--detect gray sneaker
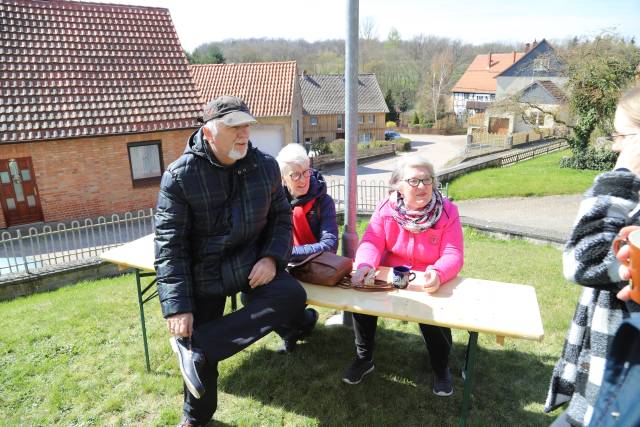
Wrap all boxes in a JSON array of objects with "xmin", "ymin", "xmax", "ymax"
[
  {"xmin": 170, "ymin": 337, "xmax": 206, "ymax": 399},
  {"xmin": 342, "ymin": 358, "xmax": 374, "ymax": 385},
  {"xmin": 432, "ymin": 368, "xmax": 454, "ymax": 397}
]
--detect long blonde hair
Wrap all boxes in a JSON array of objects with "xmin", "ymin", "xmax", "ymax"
[{"xmin": 618, "ymin": 86, "xmax": 640, "ymax": 128}]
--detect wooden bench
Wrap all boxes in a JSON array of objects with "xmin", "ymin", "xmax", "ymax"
[{"xmin": 101, "ymin": 234, "xmax": 544, "ymax": 427}]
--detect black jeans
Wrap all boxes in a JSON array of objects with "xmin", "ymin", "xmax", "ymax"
[
  {"xmin": 352, "ymin": 312, "xmax": 452, "ymax": 376},
  {"xmin": 183, "ymin": 270, "xmax": 307, "ymax": 425},
  {"xmin": 239, "ymin": 295, "xmax": 310, "ymax": 341}
]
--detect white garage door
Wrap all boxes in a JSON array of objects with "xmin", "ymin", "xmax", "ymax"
[{"xmin": 250, "ymin": 125, "xmax": 284, "ymax": 157}]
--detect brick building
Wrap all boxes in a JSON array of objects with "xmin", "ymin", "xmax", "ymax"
[{"xmin": 0, "ymin": 0, "xmax": 202, "ymax": 228}]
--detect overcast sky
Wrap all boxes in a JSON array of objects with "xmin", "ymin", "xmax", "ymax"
[{"xmin": 93, "ymin": 0, "xmax": 640, "ymax": 52}]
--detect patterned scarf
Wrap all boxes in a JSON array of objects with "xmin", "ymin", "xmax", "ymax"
[{"xmin": 392, "ymin": 189, "xmax": 443, "ymax": 233}]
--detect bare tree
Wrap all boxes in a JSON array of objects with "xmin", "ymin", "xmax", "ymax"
[
  {"xmin": 360, "ymin": 16, "xmax": 377, "ymax": 41},
  {"xmin": 430, "ymin": 49, "xmax": 454, "ymax": 123}
]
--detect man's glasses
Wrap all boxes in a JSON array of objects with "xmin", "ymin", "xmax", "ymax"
[
  {"xmin": 405, "ymin": 177, "xmax": 433, "ymax": 187},
  {"xmin": 289, "ymin": 169, "xmax": 312, "ymax": 181}
]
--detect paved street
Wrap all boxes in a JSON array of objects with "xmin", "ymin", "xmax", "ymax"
[
  {"xmin": 316, "ymin": 133, "xmax": 582, "ymax": 243},
  {"xmin": 319, "ymin": 133, "xmax": 467, "ymax": 184},
  {"xmin": 455, "ymin": 194, "xmax": 582, "ymax": 242}
]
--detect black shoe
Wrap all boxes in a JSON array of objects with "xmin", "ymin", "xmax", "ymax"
[
  {"xmin": 170, "ymin": 337, "xmax": 206, "ymax": 399},
  {"xmin": 342, "ymin": 358, "xmax": 374, "ymax": 385},
  {"xmin": 432, "ymin": 368, "xmax": 454, "ymax": 397},
  {"xmin": 276, "ymin": 308, "xmax": 319, "ymax": 354},
  {"xmin": 301, "ymin": 308, "xmax": 319, "ymax": 337}
]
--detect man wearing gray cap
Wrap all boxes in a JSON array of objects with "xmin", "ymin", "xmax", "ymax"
[{"xmin": 154, "ymin": 95, "xmax": 307, "ymax": 427}]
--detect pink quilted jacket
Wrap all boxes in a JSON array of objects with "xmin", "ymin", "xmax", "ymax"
[{"xmin": 354, "ymin": 194, "xmax": 464, "ymax": 284}]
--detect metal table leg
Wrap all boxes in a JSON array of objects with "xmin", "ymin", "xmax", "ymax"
[
  {"xmin": 459, "ymin": 331, "xmax": 479, "ymax": 427},
  {"xmin": 134, "ymin": 269, "xmax": 157, "ymax": 372}
]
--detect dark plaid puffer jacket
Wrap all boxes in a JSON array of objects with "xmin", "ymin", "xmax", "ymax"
[{"xmin": 154, "ymin": 128, "xmax": 292, "ymax": 318}]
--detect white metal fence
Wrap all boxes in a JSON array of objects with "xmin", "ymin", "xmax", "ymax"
[
  {"xmin": 0, "ymin": 138, "xmax": 558, "ymax": 278},
  {"xmin": 326, "ymin": 180, "xmax": 449, "ymax": 214},
  {"xmin": 0, "ymin": 209, "xmax": 154, "ymax": 277}
]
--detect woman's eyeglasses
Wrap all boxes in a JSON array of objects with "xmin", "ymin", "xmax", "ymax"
[
  {"xmin": 601, "ymin": 133, "xmax": 640, "ymax": 143},
  {"xmin": 405, "ymin": 177, "xmax": 433, "ymax": 187},
  {"xmin": 289, "ymin": 169, "xmax": 312, "ymax": 181}
]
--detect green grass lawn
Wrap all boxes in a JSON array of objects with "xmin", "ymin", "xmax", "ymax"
[
  {"xmin": 0, "ymin": 228, "xmax": 579, "ymax": 426},
  {"xmin": 448, "ymin": 150, "xmax": 600, "ymax": 200}
]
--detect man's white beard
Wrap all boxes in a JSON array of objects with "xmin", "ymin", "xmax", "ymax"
[{"xmin": 228, "ymin": 145, "xmax": 247, "ymax": 160}]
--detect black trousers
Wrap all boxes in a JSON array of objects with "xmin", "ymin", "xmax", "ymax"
[
  {"xmin": 183, "ymin": 270, "xmax": 307, "ymax": 424},
  {"xmin": 352, "ymin": 312, "xmax": 452, "ymax": 376},
  {"xmin": 239, "ymin": 294, "xmax": 310, "ymax": 341}
]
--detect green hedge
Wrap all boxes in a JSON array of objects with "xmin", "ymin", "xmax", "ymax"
[{"xmin": 559, "ymin": 148, "xmax": 617, "ymax": 171}]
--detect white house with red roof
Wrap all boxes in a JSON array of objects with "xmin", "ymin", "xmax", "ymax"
[{"xmin": 451, "ymin": 51, "xmax": 525, "ymax": 116}]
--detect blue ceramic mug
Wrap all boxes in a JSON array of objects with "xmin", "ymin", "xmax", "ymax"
[{"xmin": 392, "ymin": 266, "xmax": 416, "ymax": 289}]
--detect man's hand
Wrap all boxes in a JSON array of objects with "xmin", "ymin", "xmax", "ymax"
[
  {"xmin": 166, "ymin": 312, "xmax": 193, "ymax": 337},
  {"xmin": 248, "ymin": 257, "xmax": 276, "ymax": 288},
  {"xmin": 423, "ymin": 270, "xmax": 441, "ymax": 294}
]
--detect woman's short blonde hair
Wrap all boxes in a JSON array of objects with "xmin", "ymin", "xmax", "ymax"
[
  {"xmin": 389, "ymin": 156, "xmax": 437, "ymax": 191},
  {"xmin": 618, "ymin": 85, "xmax": 640, "ymax": 128},
  {"xmin": 275, "ymin": 143, "xmax": 311, "ymax": 176}
]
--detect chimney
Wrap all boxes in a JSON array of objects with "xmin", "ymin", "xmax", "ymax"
[
  {"xmin": 525, "ymin": 43, "xmax": 530, "ymax": 52},
  {"xmin": 533, "ymin": 39, "xmax": 538, "ymax": 48},
  {"xmin": 512, "ymin": 51, "xmax": 516, "ymax": 63},
  {"xmin": 487, "ymin": 52, "xmax": 492, "ymax": 69}
]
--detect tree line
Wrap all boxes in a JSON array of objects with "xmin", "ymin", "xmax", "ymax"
[
  {"xmin": 185, "ymin": 31, "xmax": 640, "ymax": 170},
  {"xmin": 184, "ymin": 28, "xmax": 522, "ymax": 123}
]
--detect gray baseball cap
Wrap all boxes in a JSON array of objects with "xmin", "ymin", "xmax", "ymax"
[{"xmin": 200, "ymin": 95, "xmax": 257, "ymax": 127}]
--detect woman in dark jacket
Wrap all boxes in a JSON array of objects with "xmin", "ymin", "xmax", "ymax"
[{"xmin": 273, "ymin": 143, "xmax": 339, "ymax": 352}]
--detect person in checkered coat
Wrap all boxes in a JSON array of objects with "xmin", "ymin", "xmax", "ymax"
[{"xmin": 545, "ymin": 86, "xmax": 640, "ymax": 426}]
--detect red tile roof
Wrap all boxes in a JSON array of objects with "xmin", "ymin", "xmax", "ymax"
[
  {"xmin": 0, "ymin": 0, "xmax": 202, "ymax": 143},
  {"xmin": 452, "ymin": 52, "xmax": 525, "ymax": 94},
  {"xmin": 189, "ymin": 62, "xmax": 298, "ymax": 117}
]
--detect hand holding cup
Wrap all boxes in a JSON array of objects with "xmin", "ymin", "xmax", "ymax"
[{"xmin": 612, "ymin": 226, "xmax": 640, "ymax": 304}]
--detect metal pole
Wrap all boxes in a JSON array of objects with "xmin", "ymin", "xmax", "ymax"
[
  {"xmin": 460, "ymin": 331, "xmax": 479, "ymax": 427},
  {"xmin": 327, "ymin": 0, "xmax": 359, "ymax": 328},
  {"xmin": 135, "ymin": 269, "xmax": 151, "ymax": 372}
]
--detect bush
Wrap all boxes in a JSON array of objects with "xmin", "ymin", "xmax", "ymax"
[
  {"xmin": 386, "ymin": 121, "xmax": 397, "ymax": 128},
  {"xmin": 559, "ymin": 148, "xmax": 617, "ymax": 171},
  {"xmin": 328, "ymin": 139, "xmax": 345, "ymax": 156},
  {"xmin": 395, "ymin": 137, "xmax": 411, "ymax": 152},
  {"xmin": 369, "ymin": 138, "xmax": 411, "ymax": 152},
  {"xmin": 357, "ymin": 143, "xmax": 370, "ymax": 151},
  {"xmin": 411, "ymin": 111, "xmax": 421, "ymax": 126},
  {"xmin": 421, "ymin": 119, "xmax": 434, "ymax": 128},
  {"xmin": 310, "ymin": 138, "xmax": 330, "ymax": 155},
  {"xmin": 369, "ymin": 140, "xmax": 392, "ymax": 149}
]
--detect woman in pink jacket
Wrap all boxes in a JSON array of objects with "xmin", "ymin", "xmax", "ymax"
[{"xmin": 342, "ymin": 156, "xmax": 464, "ymax": 397}]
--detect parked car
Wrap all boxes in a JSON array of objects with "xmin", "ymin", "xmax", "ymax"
[{"xmin": 384, "ymin": 130, "xmax": 402, "ymax": 141}]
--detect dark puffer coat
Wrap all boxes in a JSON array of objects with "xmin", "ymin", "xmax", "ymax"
[{"xmin": 154, "ymin": 128, "xmax": 292, "ymax": 318}]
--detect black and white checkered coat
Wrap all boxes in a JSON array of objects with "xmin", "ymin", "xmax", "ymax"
[{"xmin": 544, "ymin": 170, "xmax": 640, "ymax": 426}]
